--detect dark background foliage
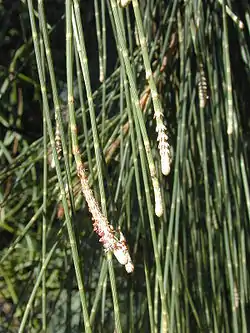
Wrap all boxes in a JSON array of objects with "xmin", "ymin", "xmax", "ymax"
[{"xmin": 1, "ymin": 1, "xmax": 250, "ymax": 332}]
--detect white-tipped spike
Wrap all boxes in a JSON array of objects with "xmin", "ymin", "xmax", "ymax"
[
  {"xmin": 161, "ymin": 153, "xmax": 171, "ymax": 176},
  {"xmin": 155, "ymin": 202, "xmax": 163, "ymax": 217},
  {"xmin": 99, "ymin": 71, "xmax": 104, "ymax": 83},
  {"xmin": 125, "ymin": 260, "xmax": 134, "ymax": 273},
  {"xmin": 113, "ymin": 248, "xmax": 134, "ymax": 273},
  {"xmin": 113, "ymin": 248, "xmax": 127, "ymax": 265},
  {"xmin": 118, "ymin": 0, "xmax": 131, "ymax": 7},
  {"xmin": 50, "ymin": 156, "xmax": 55, "ymax": 169},
  {"xmin": 157, "ymin": 124, "xmax": 172, "ymax": 176},
  {"xmin": 154, "ymin": 189, "xmax": 163, "ymax": 217},
  {"xmin": 234, "ymin": 283, "xmax": 240, "ymax": 309},
  {"xmin": 227, "ymin": 124, "xmax": 233, "ymax": 135},
  {"xmin": 198, "ymin": 63, "xmax": 208, "ymax": 109},
  {"xmin": 112, "ymin": 230, "xmax": 134, "ymax": 273},
  {"xmin": 239, "ymin": 21, "xmax": 244, "ymax": 30},
  {"xmin": 55, "ymin": 121, "xmax": 62, "ymax": 159}
]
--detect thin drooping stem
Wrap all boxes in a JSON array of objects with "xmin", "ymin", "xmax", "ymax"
[
  {"xmin": 27, "ymin": 1, "xmax": 91, "ymax": 331},
  {"xmin": 18, "ymin": 242, "xmax": 58, "ymax": 333},
  {"xmin": 112, "ymin": 13, "xmax": 168, "ymax": 329},
  {"xmin": 131, "ymin": 0, "xmax": 171, "ymax": 176},
  {"xmin": 38, "ymin": 0, "xmax": 75, "ymax": 214},
  {"xmin": 40, "ymin": 20, "xmax": 47, "ymax": 332},
  {"xmin": 221, "ymin": 0, "xmax": 234, "ymax": 135},
  {"xmin": 110, "ymin": 0, "xmax": 163, "ymax": 217}
]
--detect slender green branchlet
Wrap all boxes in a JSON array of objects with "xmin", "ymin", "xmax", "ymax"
[{"xmin": 131, "ymin": 0, "xmax": 172, "ymax": 176}]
